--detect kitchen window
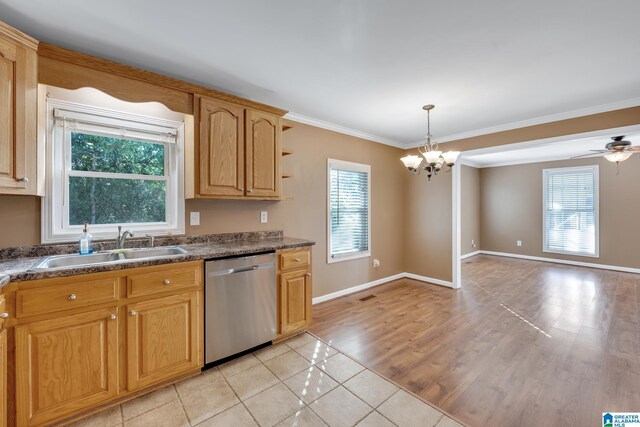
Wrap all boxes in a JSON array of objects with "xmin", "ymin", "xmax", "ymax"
[
  {"xmin": 43, "ymin": 99, "xmax": 185, "ymax": 242},
  {"xmin": 327, "ymin": 159, "xmax": 371, "ymax": 263},
  {"xmin": 543, "ymin": 165, "xmax": 599, "ymax": 257}
]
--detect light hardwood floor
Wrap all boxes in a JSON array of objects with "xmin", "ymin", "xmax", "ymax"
[{"xmin": 310, "ymin": 255, "xmax": 640, "ymax": 427}]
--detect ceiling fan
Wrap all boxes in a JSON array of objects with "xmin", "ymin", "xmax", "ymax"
[{"xmin": 572, "ymin": 135, "xmax": 640, "ymax": 163}]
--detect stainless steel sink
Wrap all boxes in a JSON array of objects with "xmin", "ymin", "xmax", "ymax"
[
  {"xmin": 31, "ymin": 247, "xmax": 187, "ymax": 270},
  {"xmin": 122, "ymin": 247, "xmax": 187, "ymax": 260}
]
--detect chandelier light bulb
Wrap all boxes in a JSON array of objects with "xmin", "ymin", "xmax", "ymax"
[
  {"xmin": 442, "ymin": 151, "xmax": 461, "ymax": 165},
  {"xmin": 400, "ymin": 155, "xmax": 423, "ymax": 170},
  {"xmin": 422, "ymin": 150, "xmax": 442, "ymax": 165}
]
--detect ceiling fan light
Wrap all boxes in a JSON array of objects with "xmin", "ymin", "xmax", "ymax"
[
  {"xmin": 400, "ymin": 155, "xmax": 423, "ymax": 169},
  {"xmin": 422, "ymin": 150, "xmax": 442, "ymax": 165},
  {"xmin": 442, "ymin": 151, "xmax": 461, "ymax": 165},
  {"xmin": 604, "ymin": 151, "xmax": 633, "ymax": 163}
]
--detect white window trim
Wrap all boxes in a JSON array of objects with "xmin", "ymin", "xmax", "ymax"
[
  {"xmin": 327, "ymin": 158, "xmax": 371, "ymax": 264},
  {"xmin": 542, "ymin": 164, "xmax": 599, "ymax": 258},
  {"xmin": 42, "ymin": 99, "xmax": 185, "ymax": 243}
]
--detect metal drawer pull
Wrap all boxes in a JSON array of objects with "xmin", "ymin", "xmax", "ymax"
[
  {"xmin": 163, "ymin": 279, "xmax": 171, "ymax": 285},
  {"xmin": 294, "ymin": 258, "xmax": 301, "ymax": 262},
  {"xmin": 67, "ymin": 294, "xmax": 77, "ymax": 301},
  {"xmin": 0, "ymin": 312, "xmax": 8, "ymax": 319},
  {"xmin": 306, "ymin": 272, "xmax": 312, "ymax": 276},
  {"xmin": 109, "ymin": 314, "xmax": 117, "ymax": 320},
  {"xmin": 17, "ymin": 177, "xmax": 29, "ymax": 183},
  {"xmin": 129, "ymin": 310, "xmax": 137, "ymax": 317}
]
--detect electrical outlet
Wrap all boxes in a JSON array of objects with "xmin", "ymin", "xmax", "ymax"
[
  {"xmin": 471, "ymin": 239, "xmax": 476, "ymax": 248},
  {"xmin": 516, "ymin": 240, "xmax": 522, "ymax": 247},
  {"xmin": 260, "ymin": 211, "xmax": 268, "ymax": 224},
  {"xmin": 190, "ymin": 212, "xmax": 200, "ymax": 226},
  {"xmin": 373, "ymin": 259, "xmax": 380, "ymax": 268}
]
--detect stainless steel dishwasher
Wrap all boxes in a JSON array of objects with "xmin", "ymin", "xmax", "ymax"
[{"xmin": 205, "ymin": 252, "xmax": 276, "ymax": 365}]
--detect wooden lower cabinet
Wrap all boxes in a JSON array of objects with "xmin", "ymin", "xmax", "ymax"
[
  {"xmin": 126, "ymin": 291, "xmax": 200, "ymax": 391},
  {"xmin": 277, "ymin": 248, "xmax": 313, "ymax": 339},
  {"xmin": 280, "ymin": 270, "xmax": 312, "ymax": 335},
  {"xmin": 0, "ymin": 329, "xmax": 6, "ymax": 427},
  {"xmin": 15, "ymin": 307, "xmax": 118, "ymax": 426}
]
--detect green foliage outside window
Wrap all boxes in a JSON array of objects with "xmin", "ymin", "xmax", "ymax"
[{"xmin": 68, "ymin": 132, "xmax": 167, "ymax": 225}]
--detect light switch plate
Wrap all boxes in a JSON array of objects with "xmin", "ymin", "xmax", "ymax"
[
  {"xmin": 190, "ymin": 212, "xmax": 200, "ymax": 226},
  {"xmin": 260, "ymin": 211, "xmax": 268, "ymax": 223},
  {"xmin": 516, "ymin": 240, "xmax": 522, "ymax": 247}
]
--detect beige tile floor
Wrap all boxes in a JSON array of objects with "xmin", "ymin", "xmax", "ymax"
[{"xmin": 70, "ymin": 333, "xmax": 463, "ymax": 427}]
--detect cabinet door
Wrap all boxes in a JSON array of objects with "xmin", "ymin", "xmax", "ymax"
[
  {"xmin": 198, "ymin": 97, "xmax": 245, "ymax": 196},
  {"xmin": 0, "ymin": 33, "xmax": 37, "ymax": 194},
  {"xmin": 246, "ymin": 109, "xmax": 281, "ymax": 198},
  {"xmin": 280, "ymin": 270, "xmax": 312, "ymax": 335},
  {"xmin": 0, "ymin": 329, "xmax": 6, "ymax": 427},
  {"xmin": 127, "ymin": 291, "xmax": 200, "ymax": 391},
  {"xmin": 15, "ymin": 308, "xmax": 119, "ymax": 426}
]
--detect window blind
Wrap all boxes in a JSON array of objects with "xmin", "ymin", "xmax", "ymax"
[
  {"xmin": 543, "ymin": 166, "xmax": 598, "ymax": 256},
  {"xmin": 329, "ymin": 163, "xmax": 370, "ymax": 259}
]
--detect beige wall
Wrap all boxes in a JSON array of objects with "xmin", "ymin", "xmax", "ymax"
[
  {"xmin": 480, "ymin": 156, "xmax": 640, "ymax": 268},
  {"xmin": 402, "ymin": 164, "xmax": 453, "ymax": 282},
  {"xmin": 0, "ymin": 122, "xmax": 406, "ymax": 298},
  {"xmin": 461, "ymin": 165, "xmax": 480, "ymax": 256}
]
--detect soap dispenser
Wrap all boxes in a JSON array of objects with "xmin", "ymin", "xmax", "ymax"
[{"xmin": 79, "ymin": 223, "xmax": 93, "ymax": 255}]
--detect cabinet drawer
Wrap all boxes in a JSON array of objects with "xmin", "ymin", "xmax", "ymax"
[
  {"xmin": 16, "ymin": 278, "xmax": 119, "ymax": 318},
  {"xmin": 127, "ymin": 264, "xmax": 200, "ymax": 298},
  {"xmin": 279, "ymin": 250, "xmax": 310, "ymax": 271}
]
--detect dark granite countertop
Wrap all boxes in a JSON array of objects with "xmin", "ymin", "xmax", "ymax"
[{"xmin": 0, "ymin": 231, "xmax": 314, "ymax": 286}]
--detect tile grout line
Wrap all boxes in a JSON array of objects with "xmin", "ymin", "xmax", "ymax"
[{"xmin": 219, "ymin": 359, "xmax": 268, "ymax": 427}]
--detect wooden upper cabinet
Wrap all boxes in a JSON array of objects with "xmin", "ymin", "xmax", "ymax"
[
  {"xmin": 198, "ymin": 96, "xmax": 245, "ymax": 196},
  {"xmin": 0, "ymin": 21, "xmax": 38, "ymax": 195},
  {"xmin": 246, "ymin": 109, "xmax": 281, "ymax": 198},
  {"xmin": 15, "ymin": 307, "xmax": 119, "ymax": 426},
  {"xmin": 195, "ymin": 94, "xmax": 283, "ymax": 199},
  {"xmin": 126, "ymin": 291, "xmax": 200, "ymax": 391}
]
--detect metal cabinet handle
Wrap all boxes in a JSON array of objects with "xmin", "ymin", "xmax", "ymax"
[
  {"xmin": 129, "ymin": 310, "xmax": 137, "ymax": 317},
  {"xmin": 17, "ymin": 177, "xmax": 29, "ymax": 183},
  {"xmin": 247, "ymin": 189, "xmax": 253, "ymax": 193},
  {"xmin": 163, "ymin": 279, "xmax": 171, "ymax": 285},
  {"xmin": 239, "ymin": 188, "xmax": 244, "ymax": 192},
  {"xmin": 306, "ymin": 272, "xmax": 312, "ymax": 276},
  {"xmin": 67, "ymin": 294, "xmax": 77, "ymax": 301},
  {"xmin": 109, "ymin": 314, "xmax": 117, "ymax": 320},
  {"xmin": 0, "ymin": 312, "xmax": 8, "ymax": 319}
]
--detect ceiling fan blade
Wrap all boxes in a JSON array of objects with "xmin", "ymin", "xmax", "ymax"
[
  {"xmin": 570, "ymin": 152, "xmax": 605, "ymax": 159},
  {"xmin": 627, "ymin": 146, "xmax": 640, "ymax": 152},
  {"xmin": 588, "ymin": 150, "xmax": 608, "ymax": 153}
]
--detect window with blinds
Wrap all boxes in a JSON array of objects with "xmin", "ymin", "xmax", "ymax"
[
  {"xmin": 328, "ymin": 159, "xmax": 371, "ymax": 263},
  {"xmin": 543, "ymin": 165, "xmax": 599, "ymax": 257}
]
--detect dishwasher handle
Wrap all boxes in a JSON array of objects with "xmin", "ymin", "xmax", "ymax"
[{"xmin": 207, "ymin": 261, "xmax": 274, "ymax": 278}]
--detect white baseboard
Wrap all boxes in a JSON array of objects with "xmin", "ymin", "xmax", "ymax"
[
  {"xmin": 402, "ymin": 273, "xmax": 455, "ymax": 289},
  {"xmin": 480, "ymin": 250, "xmax": 640, "ymax": 274},
  {"xmin": 460, "ymin": 250, "xmax": 481, "ymax": 260},
  {"xmin": 312, "ymin": 272, "xmax": 455, "ymax": 305}
]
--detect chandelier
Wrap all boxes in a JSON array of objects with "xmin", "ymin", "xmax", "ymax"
[{"xmin": 400, "ymin": 105, "xmax": 460, "ymax": 180}]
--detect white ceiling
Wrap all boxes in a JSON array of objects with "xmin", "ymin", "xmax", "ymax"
[
  {"xmin": 1, "ymin": 0, "xmax": 639, "ymax": 147},
  {"xmin": 461, "ymin": 128, "xmax": 640, "ymax": 167}
]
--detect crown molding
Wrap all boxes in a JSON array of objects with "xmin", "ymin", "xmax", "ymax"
[
  {"xmin": 408, "ymin": 97, "xmax": 640, "ymax": 148},
  {"xmin": 283, "ymin": 112, "xmax": 405, "ymax": 148}
]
